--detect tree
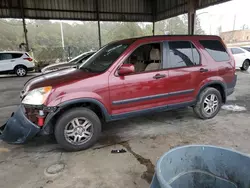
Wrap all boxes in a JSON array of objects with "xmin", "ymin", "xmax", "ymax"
[{"xmin": 0, "ymin": 16, "xmax": 205, "ymax": 62}]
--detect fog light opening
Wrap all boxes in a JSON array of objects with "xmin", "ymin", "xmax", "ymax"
[{"xmin": 37, "ymin": 110, "xmax": 45, "ymax": 127}]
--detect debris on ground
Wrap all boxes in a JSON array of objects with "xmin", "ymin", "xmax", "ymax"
[
  {"xmin": 222, "ymin": 104, "xmax": 247, "ymax": 112},
  {"xmin": 111, "ymin": 149, "xmax": 126, "ymax": 153}
]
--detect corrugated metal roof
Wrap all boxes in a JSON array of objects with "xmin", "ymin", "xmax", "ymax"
[{"xmin": 0, "ymin": 0, "xmax": 231, "ymax": 22}]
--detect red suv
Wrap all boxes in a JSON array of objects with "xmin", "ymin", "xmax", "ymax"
[{"xmin": 0, "ymin": 35, "xmax": 236, "ymax": 151}]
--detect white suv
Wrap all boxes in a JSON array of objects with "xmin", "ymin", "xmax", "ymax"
[
  {"xmin": 0, "ymin": 51, "xmax": 35, "ymax": 77},
  {"xmin": 228, "ymin": 47, "xmax": 250, "ymax": 71}
]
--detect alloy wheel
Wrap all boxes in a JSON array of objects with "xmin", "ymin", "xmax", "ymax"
[
  {"xmin": 203, "ymin": 94, "xmax": 219, "ymax": 116},
  {"xmin": 64, "ymin": 117, "xmax": 93, "ymax": 145}
]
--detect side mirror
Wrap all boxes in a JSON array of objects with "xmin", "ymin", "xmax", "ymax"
[{"xmin": 118, "ymin": 64, "xmax": 135, "ymax": 76}]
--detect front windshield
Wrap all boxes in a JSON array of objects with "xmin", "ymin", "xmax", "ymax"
[{"xmin": 79, "ymin": 42, "xmax": 130, "ymax": 73}]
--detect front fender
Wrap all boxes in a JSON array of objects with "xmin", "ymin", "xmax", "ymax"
[{"xmin": 46, "ymin": 91, "xmax": 110, "ymax": 112}]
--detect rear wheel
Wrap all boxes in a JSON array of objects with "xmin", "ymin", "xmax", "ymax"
[
  {"xmin": 241, "ymin": 60, "xmax": 249, "ymax": 71},
  {"xmin": 15, "ymin": 66, "xmax": 27, "ymax": 77},
  {"xmin": 54, "ymin": 108, "xmax": 101, "ymax": 151},
  {"xmin": 193, "ymin": 87, "xmax": 222, "ymax": 119}
]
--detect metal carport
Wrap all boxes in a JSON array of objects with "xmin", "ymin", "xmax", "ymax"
[{"xmin": 0, "ymin": 0, "xmax": 230, "ymax": 51}]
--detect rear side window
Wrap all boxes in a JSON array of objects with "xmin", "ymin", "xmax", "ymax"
[
  {"xmin": 12, "ymin": 53, "xmax": 23, "ymax": 59},
  {"xmin": 0, "ymin": 53, "xmax": 12, "ymax": 60},
  {"xmin": 168, "ymin": 41, "xmax": 200, "ymax": 68},
  {"xmin": 242, "ymin": 47, "xmax": 250, "ymax": 52},
  {"xmin": 200, "ymin": 40, "xmax": 230, "ymax": 62},
  {"xmin": 230, "ymin": 48, "xmax": 244, "ymax": 54}
]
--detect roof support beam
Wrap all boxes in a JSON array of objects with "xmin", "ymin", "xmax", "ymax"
[{"xmin": 188, "ymin": 0, "xmax": 198, "ymax": 35}]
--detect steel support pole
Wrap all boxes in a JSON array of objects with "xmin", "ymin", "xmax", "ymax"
[
  {"xmin": 152, "ymin": 21, "xmax": 155, "ymax": 36},
  {"xmin": 97, "ymin": 20, "xmax": 101, "ymax": 48},
  {"xmin": 21, "ymin": 0, "xmax": 29, "ymax": 51},
  {"xmin": 188, "ymin": 0, "xmax": 197, "ymax": 35},
  {"xmin": 96, "ymin": 0, "xmax": 101, "ymax": 48},
  {"xmin": 152, "ymin": 0, "xmax": 156, "ymax": 36}
]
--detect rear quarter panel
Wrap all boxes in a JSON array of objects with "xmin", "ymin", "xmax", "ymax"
[
  {"xmin": 15, "ymin": 59, "xmax": 34, "ymax": 68},
  {"xmin": 196, "ymin": 37, "xmax": 235, "ymax": 93}
]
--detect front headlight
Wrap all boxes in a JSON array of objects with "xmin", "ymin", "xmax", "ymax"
[{"xmin": 22, "ymin": 86, "xmax": 52, "ymax": 105}]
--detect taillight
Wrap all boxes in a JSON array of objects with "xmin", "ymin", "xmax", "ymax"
[{"xmin": 24, "ymin": 57, "xmax": 33, "ymax": 62}]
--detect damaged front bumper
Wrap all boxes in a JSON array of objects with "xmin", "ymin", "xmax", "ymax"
[{"xmin": 0, "ymin": 105, "xmax": 41, "ymax": 144}]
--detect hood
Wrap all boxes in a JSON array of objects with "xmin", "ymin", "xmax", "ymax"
[
  {"xmin": 41, "ymin": 61, "xmax": 70, "ymax": 72},
  {"xmin": 22, "ymin": 68, "xmax": 99, "ymax": 95}
]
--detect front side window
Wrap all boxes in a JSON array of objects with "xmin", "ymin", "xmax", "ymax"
[
  {"xmin": 123, "ymin": 43, "xmax": 162, "ymax": 73},
  {"xmin": 0, "ymin": 53, "xmax": 12, "ymax": 61},
  {"xmin": 200, "ymin": 40, "xmax": 230, "ymax": 62},
  {"xmin": 168, "ymin": 41, "xmax": 200, "ymax": 68},
  {"xmin": 230, "ymin": 48, "xmax": 244, "ymax": 54},
  {"xmin": 79, "ymin": 42, "xmax": 131, "ymax": 73}
]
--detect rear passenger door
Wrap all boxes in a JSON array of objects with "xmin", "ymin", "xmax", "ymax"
[
  {"xmin": 165, "ymin": 41, "xmax": 203, "ymax": 105},
  {"xmin": 0, "ymin": 53, "xmax": 14, "ymax": 72}
]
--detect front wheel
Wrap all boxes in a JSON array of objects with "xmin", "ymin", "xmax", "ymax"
[
  {"xmin": 193, "ymin": 87, "xmax": 222, "ymax": 119},
  {"xmin": 54, "ymin": 108, "xmax": 102, "ymax": 151},
  {"xmin": 241, "ymin": 60, "xmax": 249, "ymax": 71}
]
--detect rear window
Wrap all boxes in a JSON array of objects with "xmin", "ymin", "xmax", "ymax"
[
  {"xmin": 200, "ymin": 40, "xmax": 230, "ymax": 62},
  {"xmin": 12, "ymin": 53, "xmax": 23, "ymax": 58},
  {"xmin": 242, "ymin": 47, "xmax": 250, "ymax": 52}
]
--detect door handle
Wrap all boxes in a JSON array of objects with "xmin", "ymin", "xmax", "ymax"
[
  {"xmin": 10, "ymin": 60, "xmax": 15, "ymax": 62},
  {"xmin": 200, "ymin": 68, "xmax": 208, "ymax": 73},
  {"xmin": 153, "ymin": 74, "xmax": 166, "ymax": 79}
]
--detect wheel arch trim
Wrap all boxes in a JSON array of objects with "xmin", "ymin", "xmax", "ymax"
[
  {"xmin": 43, "ymin": 98, "xmax": 111, "ymax": 133},
  {"xmin": 196, "ymin": 81, "xmax": 227, "ymax": 102}
]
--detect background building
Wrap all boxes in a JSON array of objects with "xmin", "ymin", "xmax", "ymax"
[{"xmin": 220, "ymin": 30, "xmax": 250, "ymax": 46}]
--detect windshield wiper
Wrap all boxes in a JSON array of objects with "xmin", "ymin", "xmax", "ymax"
[{"xmin": 80, "ymin": 67, "xmax": 93, "ymax": 72}]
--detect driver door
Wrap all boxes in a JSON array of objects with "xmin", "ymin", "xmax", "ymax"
[{"xmin": 109, "ymin": 42, "xmax": 171, "ymax": 116}]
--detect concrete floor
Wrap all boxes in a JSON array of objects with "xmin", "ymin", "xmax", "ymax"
[{"xmin": 0, "ymin": 71, "xmax": 250, "ymax": 188}]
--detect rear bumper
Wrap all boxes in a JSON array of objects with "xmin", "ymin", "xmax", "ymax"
[
  {"xmin": 0, "ymin": 106, "xmax": 40, "ymax": 144},
  {"xmin": 226, "ymin": 74, "xmax": 237, "ymax": 96},
  {"xmin": 27, "ymin": 67, "xmax": 34, "ymax": 72}
]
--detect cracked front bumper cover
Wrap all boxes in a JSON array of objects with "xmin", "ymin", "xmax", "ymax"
[{"xmin": 0, "ymin": 105, "xmax": 40, "ymax": 144}]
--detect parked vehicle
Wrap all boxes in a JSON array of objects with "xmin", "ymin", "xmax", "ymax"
[
  {"xmin": 41, "ymin": 51, "xmax": 95, "ymax": 73},
  {"xmin": 0, "ymin": 35, "xmax": 236, "ymax": 151},
  {"xmin": 0, "ymin": 51, "xmax": 35, "ymax": 77},
  {"xmin": 228, "ymin": 47, "xmax": 250, "ymax": 71}
]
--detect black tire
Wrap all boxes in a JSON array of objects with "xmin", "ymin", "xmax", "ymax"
[
  {"xmin": 193, "ymin": 87, "xmax": 222, "ymax": 119},
  {"xmin": 15, "ymin": 66, "xmax": 27, "ymax": 77},
  {"xmin": 54, "ymin": 107, "xmax": 102, "ymax": 151},
  {"xmin": 241, "ymin": 60, "xmax": 249, "ymax": 71}
]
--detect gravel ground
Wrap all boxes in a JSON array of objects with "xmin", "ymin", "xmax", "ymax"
[{"xmin": 0, "ymin": 70, "xmax": 249, "ymax": 188}]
